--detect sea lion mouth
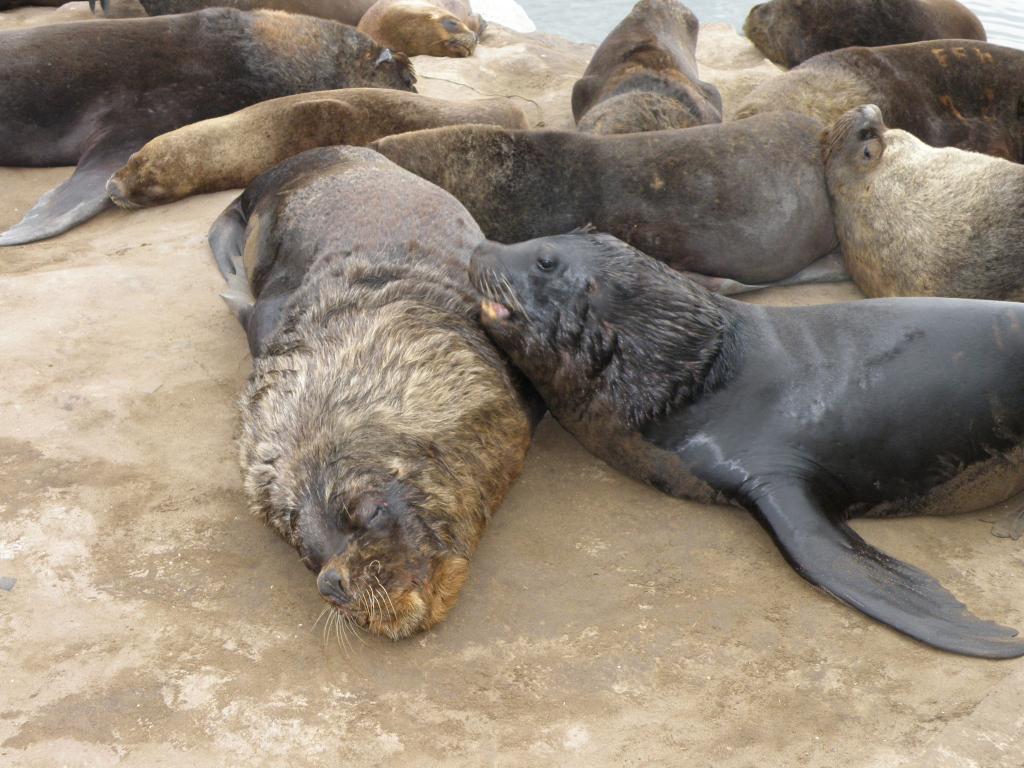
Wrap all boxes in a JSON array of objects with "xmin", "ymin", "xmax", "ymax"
[{"xmin": 480, "ymin": 299, "xmax": 511, "ymax": 322}]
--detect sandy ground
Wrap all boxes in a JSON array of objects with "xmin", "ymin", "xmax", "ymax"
[{"xmin": 1, "ymin": 7, "xmax": 1023, "ymax": 768}]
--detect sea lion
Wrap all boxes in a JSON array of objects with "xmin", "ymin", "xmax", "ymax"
[
  {"xmin": 208, "ymin": 145, "xmax": 538, "ymax": 638},
  {"xmin": 371, "ymin": 117, "xmax": 838, "ymax": 285},
  {"xmin": 1, "ymin": 0, "xmax": 64, "ymax": 8},
  {"xmin": 90, "ymin": 0, "xmax": 378, "ymax": 25},
  {"xmin": 106, "ymin": 89, "xmax": 526, "ymax": 209},
  {"xmin": 744, "ymin": 0, "xmax": 986, "ymax": 69},
  {"xmin": 572, "ymin": 0, "xmax": 722, "ymax": 134},
  {"xmin": 823, "ymin": 104, "xmax": 1024, "ymax": 300},
  {"xmin": 0, "ymin": 8, "xmax": 415, "ymax": 246},
  {"xmin": 358, "ymin": 0, "xmax": 483, "ymax": 58},
  {"xmin": 734, "ymin": 40, "xmax": 1024, "ymax": 162},
  {"xmin": 468, "ymin": 230, "xmax": 1024, "ymax": 659}
]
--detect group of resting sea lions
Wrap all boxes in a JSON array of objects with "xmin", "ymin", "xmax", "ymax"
[{"xmin": 4, "ymin": 0, "xmax": 1024, "ymax": 659}]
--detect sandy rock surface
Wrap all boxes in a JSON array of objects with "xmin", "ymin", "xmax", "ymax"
[{"xmin": 1, "ymin": 9, "xmax": 1022, "ymax": 768}]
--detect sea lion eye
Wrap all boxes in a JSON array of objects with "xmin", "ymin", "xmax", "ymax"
[
  {"xmin": 441, "ymin": 18, "xmax": 462, "ymax": 32},
  {"xmin": 537, "ymin": 256, "xmax": 556, "ymax": 272}
]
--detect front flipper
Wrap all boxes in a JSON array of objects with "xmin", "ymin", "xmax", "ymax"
[
  {"xmin": 683, "ymin": 252, "xmax": 850, "ymax": 296},
  {"xmin": 748, "ymin": 483, "xmax": 1024, "ymax": 659},
  {"xmin": 0, "ymin": 131, "xmax": 143, "ymax": 246}
]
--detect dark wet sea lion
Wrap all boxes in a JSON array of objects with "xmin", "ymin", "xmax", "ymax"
[
  {"xmin": 0, "ymin": 8, "xmax": 415, "ymax": 246},
  {"xmin": 823, "ymin": 104, "xmax": 1024, "ymax": 300},
  {"xmin": 371, "ymin": 116, "xmax": 837, "ymax": 285},
  {"xmin": 744, "ymin": 0, "xmax": 986, "ymax": 69},
  {"xmin": 107, "ymin": 89, "xmax": 525, "ymax": 208},
  {"xmin": 92, "ymin": 0, "xmax": 378, "ymax": 24},
  {"xmin": 735, "ymin": 40, "xmax": 1024, "ymax": 162},
  {"xmin": 358, "ymin": 0, "xmax": 483, "ymax": 58},
  {"xmin": 0, "ymin": 0, "xmax": 65, "ymax": 8},
  {"xmin": 208, "ymin": 145, "xmax": 538, "ymax": 638},
  {"xmin": 468, "ymin": 231, "xmax": 1024, "ymax": 659},
  {"xmin": 572, "ymin": 0, "xmax": 721, "ymax": 134}
]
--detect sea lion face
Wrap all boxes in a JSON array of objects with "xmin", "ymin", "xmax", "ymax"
[
  {"xmin": 743, "ymin": 0, "xmax": 810, "ymax": 67},
  {"xmin": 822, "ymin": 104, "xmax": 888, "ymax": 183},
  {"xmin": 432, "ymin": 12, "xmax": 478, "ymax": 57}
]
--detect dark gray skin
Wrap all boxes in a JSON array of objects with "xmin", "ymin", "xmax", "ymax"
[
  {"xmin": 372, "ymin": 116, "xmax": 838, "ymax": 285},
  {"xmin": 469, "ymin": 231, "xmax": 1024, "ymax": 659},
  {"xmin": 89, "ymin": 0, "xmax": 377, "ymax": 23},
  {"xmin": 744, "ymin": 0, "xmax": 986, "ymax": 69},
  {"xmin": 0, "ymin": 9, "xmax": 415, "ymax": 246},
  {"xmin": 571, "ymin": 0, "xmax": 722, "ymax": 134}
]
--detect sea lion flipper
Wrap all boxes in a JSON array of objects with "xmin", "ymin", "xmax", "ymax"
[
  {"xmin": 0, "ymin": 134, "xmax": 139, "ymax": 247},
  {"xmin": 208, "ymin": 196, "xmax": 249, "ymax": 283},
  {"xmin": 749, "ymin": 483, "xmax": 1024, "ymax": 659}
]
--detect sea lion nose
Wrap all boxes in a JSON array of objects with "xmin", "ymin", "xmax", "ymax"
[{"xmin": 317, "ymin": 568, "xmax": 350, "ymax": 605}]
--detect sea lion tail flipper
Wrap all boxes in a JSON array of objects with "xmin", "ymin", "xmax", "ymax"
[
  {"xmin": 208, "ymin": 196, "xmax": 250, "ymax": 283},
  {"xmin": 0, "ymin": 135, "xmax": 140, "ymax": 247},
  {"xmin": 748, "ymin": 483, "xmax": 1024, "ymax": 659}
]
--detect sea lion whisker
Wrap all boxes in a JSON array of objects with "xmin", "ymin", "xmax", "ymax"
[
  {"xmin": 374, "ymin": 577, "xmax": 397, "ymax": 618},
  {"xmin": 312, "ymin": 606, "xmax": 330, "ymax": 632}
]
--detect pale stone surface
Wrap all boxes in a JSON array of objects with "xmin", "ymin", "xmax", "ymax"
[{"xmin": 0, "ymin": 9, "xmax": 1021, "ymax": 768}]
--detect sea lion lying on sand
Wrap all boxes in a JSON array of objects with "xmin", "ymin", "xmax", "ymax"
[
  {"xmin": 469, "ymin": 230, "xmax": 1024, "ymax": 658},
  {"xmin": 358, "ymin": 0, "xmax": 483, "ymax": 58},
  {"xmin": 208, "ymin": 146, "xmax": 538, "ymax": 638},
  {"xmin": 89, "ymin": 0, "xmax": 377, "ymax": 24}
]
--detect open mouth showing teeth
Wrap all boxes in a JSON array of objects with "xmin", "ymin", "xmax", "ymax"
[{"xmin": 480, "ymin": 299, "xmax": 511, "ymax": 321}]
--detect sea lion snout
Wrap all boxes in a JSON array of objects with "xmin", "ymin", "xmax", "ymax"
[{"xmin": 317, "ymin": 566, "xmax": 352, "ymax": 606}]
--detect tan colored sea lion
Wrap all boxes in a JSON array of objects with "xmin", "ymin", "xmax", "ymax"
[
  {"xmin": 209, "ymin": 146, "xmax": 539, "ymax": 638},
  {"xmin": 823, "ymin": 104, "xmax": 1024, "ymax": 300},
  {"xmin": 734, "ymin": 40, "xmax": 1024, "ymax": 162},
  {"xmin": 744, "ymin": 0, "xmax": 986, "ymax": 69},
  {"xmin": 107, "ymin": 89, "xmax": 526, "ymax": 208},
  {"xmin": 572, "ymin": 0, "xmax": 722, "ymax": 134},
  {"xmin": 91, "ymin": 0, "xmax": 378, "ymax": 25},
  {"xmin": 358, "ymin": 0, "xmax": 482, "ymax": 58}
]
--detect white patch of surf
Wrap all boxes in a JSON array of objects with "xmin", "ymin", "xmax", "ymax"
[{"xmin": 472, "ymin": 0, "xmax": 536, "ymax": 32}]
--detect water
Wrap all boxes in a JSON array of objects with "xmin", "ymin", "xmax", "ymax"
[{"xmin": 516, "ymin": 0, "xmax": 1024, "ymax": 50}]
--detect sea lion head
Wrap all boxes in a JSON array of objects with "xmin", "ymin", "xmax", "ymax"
[
  {"xmin": 743, "ymin": 0, "xmax": 810, "ymax": 68},
  {"xmin": 378, "ymin": 3, "xmax": 479, "ymax": 58},
  {"xmin": 469, "ymin": 232, "xmax": 728, "ymax": 426},
  {"xmin": 821, "ymin": 104, "xmax": 887, "ymax": 184}
]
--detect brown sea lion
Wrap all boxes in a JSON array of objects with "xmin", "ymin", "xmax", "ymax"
[
  {"xmin": 744, "ymin": 0, "xmax": 986, "ymax": 69},
  {"xmin": 90, "ymin": 0, "xmax": 378, "ymax": 25},
  {"xmin": 572, "ymin": 0, "xmax": 722, "ymax": 134},
  {"xmin": 468, "ymin": 230, "xmax": 1024, "ymax": 658},
  {"xmin": 208, "ymin": 145, "xmax": 539, "ymax": 639},
  {"xmin": 357, "ymin": 0, "xmax": 482, "ymax": 58},
  {"xmin": 0, "ymin": 8, "xmax": 414, "ymax": 246},
  {"xmin": 822, "ymin": 104, "xmax": 1024, "ymax": 300},
  {"xmin": 734, "ymin": 40, "xmax": 1024, "ymax": 162},
  {"xmin": 106, "ymin": 89, "xmax": 525, "ymax": 208},
  {"xmin": 0, "ymin": 0, "xmax": 65, "ymax": 8},
  {"xmin": 370, "ymin": 116, "xmax": 838, "ymax": 285}
]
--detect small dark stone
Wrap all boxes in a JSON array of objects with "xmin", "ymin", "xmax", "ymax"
[{"xmin": 0, "ymin": 577, "xmax": 16, "ymax": 592}]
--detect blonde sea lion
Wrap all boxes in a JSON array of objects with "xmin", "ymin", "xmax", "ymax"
[{"xmin": 358, "ymin": 0, "xmax": 483, "ymax": 58}]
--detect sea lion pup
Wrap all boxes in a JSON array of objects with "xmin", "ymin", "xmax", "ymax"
[
  {"xmin": 469, "ymin": 231, "xmax": 1024, "ymax": 658},
  {"xmin": 824, "ymin": 105, "xmax": 1024, "ymax": 300},
  {"xmin": 358, "ymin": 0, "xmax": 483, "ymax": 58},
  {"xmin": 90, "ymin": 0, "xmax": 377, "ymax": 24},
  {"xmin": 106, "ymin": 90, "xmax": 525, "ymax": 209},
  {"xmin": 208, "ymin": 146, "xmax": 538, "ymax": 639},
  {"xmin": 0, "ymin": 9, "xmax": 415, "ymax": 246},
  {"xmin": 371, "ymin": 117, "xmax": 838, "ymax": 286},
  {"xmin": 744, "ymin": 0, "xmax": 986, "ymax": 69},
  {"xmin": 734, "ymin": 40, "xmax": 1024, "ymax": 162},
  {"xmin": 572, "ymin": 0, "xmax": 722, "ymax": 134}
]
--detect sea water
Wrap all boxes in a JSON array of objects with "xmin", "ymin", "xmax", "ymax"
[{"xmin": 514, "ymin": 0, "xmax": 1024, "ymax": 49}]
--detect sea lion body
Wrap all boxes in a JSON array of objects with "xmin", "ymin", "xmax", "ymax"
[
  {"xmin": 744, "ymin": 0, "xmax": 986, "ymax": 69},
  {"xmin": 824, "ymin": 104, "xmax": 1024, "ymax": 300},
  {"xmin": 209, "ymin": 146, "xmax": 537, "ymax": 638},
  {"xmin": 107, "ymin": 89, "xmax": 526, "ymax": 208},
  {"xmin": 572, "ymin": 0, "xmax": 722, "ymax": 134},
  {"xmin": 0, "ymin": 9, "xmax": 415, "ymax": 245},
  {"xmin": 735, "ymin": 40, "xmax": 1024, "ymax": 162},
  {"xmin": 469, "ymin": 231, "xmax": 1024, "ymax": 659},
  {"xmin": 371, "ymin": 117, "xmax": 836, "ymax": 284},
  {"xmin": 121, "ymin": 0, "xmax": 378, "ymax": 25},
  {"xmin": 358, "ymin": 0, "xmax": 482, "ymax": 57},
  {"xmin": 0, "ymin": 0, "xmax": 65, "ymax": 9}
]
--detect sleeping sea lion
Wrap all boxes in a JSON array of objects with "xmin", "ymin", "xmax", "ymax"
[
  {"xmin": 823, "ymin": 104, "xmax": 1024, "ymax": 300},
  {"xmin": 468, "ymin": 230, "xmax": 1024, "ymax": 659},
  {"xmin": 90, "ymin": 0, "xmax": 378, "ymax": 25},
  {"xmin": 0, "ymin": 8, "xmax": 415, "ymax": 246},
  {"xmin": 106, "ymin": 89, "xmax": 525, "ymax": 209},
  {"xmin": 744, "ymin": 0, "xmax": 986, "ymax": 69},
  {"xmin": 572, "ymin": 0, "xmax": 722, "ymax": 134},
  {"xmin": 371, "ymin": 117, "xmax": 838, "ymax": 285},
  {"xmin": 734, "ymin": 39, "xmax": 1024, "ymax": 162},
  {"xmin": 209, "ymin": 145, "xmax": 539, "ymax": 638},
  {"xmin": 358, "ymin": 0, "xmax": 483, "ymax": 58}
]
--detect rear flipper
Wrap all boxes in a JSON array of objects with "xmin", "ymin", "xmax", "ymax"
[
  {"xmin": 0, "ymin": 131, "xmax": 143, "ymax": 247},
  {"xmin": 990, "ymin": 507, "xmax": 1024, "ymax": 540},
  {"xmin": 747, "ymin": 482, "xmax": 1024, "ymax": 659},
  {"xmin": 683, "ymin": 251, "xmax": 850, "ymax": 296}
]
